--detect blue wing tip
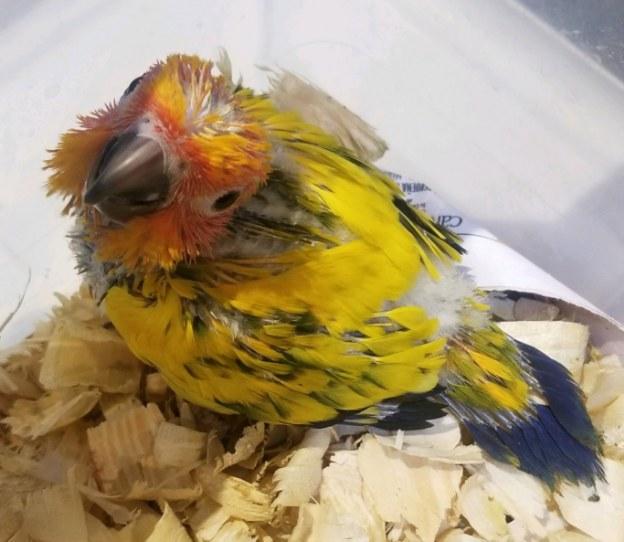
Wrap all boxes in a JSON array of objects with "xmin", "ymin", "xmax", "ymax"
[
  {"xmin": 517, "ymin": 340, "xmax": 601, "ymax": 451},
  {"xmin": 465, "ymin": 340, "xmax": 604, "ymax": 487},
  {"xmin": 466, "ymin": 405, "xmax": 604, "ymax": 487}
]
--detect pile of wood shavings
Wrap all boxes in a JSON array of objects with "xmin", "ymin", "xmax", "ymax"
[{"xmin": 1, "ymin": 292, "xmax": 624, "ymax": 542}]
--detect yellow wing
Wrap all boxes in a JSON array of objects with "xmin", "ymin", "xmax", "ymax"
[{"xmin": 105, "ymin": 259, "xmax": 447, "ymax": 424}]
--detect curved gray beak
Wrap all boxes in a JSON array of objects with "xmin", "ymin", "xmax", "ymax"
[{"xmin": 84, "ymin": 130, "xmax": 170, "ymax": 223}]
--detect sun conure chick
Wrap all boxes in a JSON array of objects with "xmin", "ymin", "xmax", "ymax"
[{"xmin": 46, "ymin": 53, "xmax": 602, "ymax": 487}]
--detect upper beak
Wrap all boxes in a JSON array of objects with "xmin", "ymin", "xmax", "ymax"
[{"xmin": 84, "ymin": 129, "xmax": 169, "ymax": 223}]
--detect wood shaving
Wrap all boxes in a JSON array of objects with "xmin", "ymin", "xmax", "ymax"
[
  {"xmin": 273, "ymin": 428, "xmax": 331, "ymax": 507},
  {"xmin": 23, "ymin": 483, "xmax": 89, "ymax": 542},
  {"xmin": 145, "ymin": 504, "xmax": 192, "ymax": 542},
  {"xmin": 499, "ymin": 321, "xmax": 589, "ymax": 381},
  {"xmin": 216, "ymin": 422, "xmax": 265, "ymax": 472},
  {"xmin": 305, "ymin": 449, "xmax": 385, "ymax": 541},
  {"xmin": 0, "ymin": 290, "xmax": 623, "ymax": 541},
  {"xmin": 458, "ymin": 473, "xmax": 509, "ymax": 540},
  {"xmin": 555, "ymin": 459, "xmax": 624, "ymax": 542},
  {"xmin": 5, "ymin": 387, "xmax": 100, "ymax": 438}
]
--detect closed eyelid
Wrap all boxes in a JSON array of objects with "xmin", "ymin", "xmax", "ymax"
[
  {"xmin": 212, "ymin": 190, "xmax": 240, "ymax": 210},
  {"xmin": 192, "ymin": 189, "xmax": 243, "ymax": 216}
]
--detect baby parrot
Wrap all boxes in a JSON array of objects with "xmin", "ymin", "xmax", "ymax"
[{"xmin": 47, "ymin": 53, "xmax": 602, "ymax": 487}]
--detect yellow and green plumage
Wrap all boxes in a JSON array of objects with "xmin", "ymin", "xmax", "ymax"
[
  {"xmin": 103, "ymin": 130, "xmax": 454, "ymax": 423},
  {"xmin": 47, "ymin": 54, "xmax": 602, "ymax": 486}
]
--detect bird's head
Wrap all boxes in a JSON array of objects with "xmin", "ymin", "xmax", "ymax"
[{"xmin": 47, "ymin": 54, "xmax": 273, "ymax": 270}]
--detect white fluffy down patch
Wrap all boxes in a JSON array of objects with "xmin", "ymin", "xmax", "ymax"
[{"xmin": 398, "ymin": 266, "xmax": 489, "ymax": 337}]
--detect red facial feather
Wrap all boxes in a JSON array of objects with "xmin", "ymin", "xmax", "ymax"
[{"xmin": 47, "ymin": 55, "xmax": 273, "ymax": 270}]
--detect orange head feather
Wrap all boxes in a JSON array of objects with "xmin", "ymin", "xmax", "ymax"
[{"xmin": 46, "ymin": 54, "xmax": 272, "ymax": 270}]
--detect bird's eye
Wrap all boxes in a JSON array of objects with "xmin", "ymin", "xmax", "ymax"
[
  {"xmin": 122, "ymin": 75, "xmax": 144, "ymax": 97},
  {"xmin": 213, "ymin": 190, "xmax": 240, "ymax": 211}
]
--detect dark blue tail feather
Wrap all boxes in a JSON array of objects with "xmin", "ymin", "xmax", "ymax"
[
  {"xmin": 519, "ymin": 341, "xmax": 599, "ymax": 450},
  {"xmin": 458, "ymin": 341, "xmax": 603, "ymax": 487}
]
